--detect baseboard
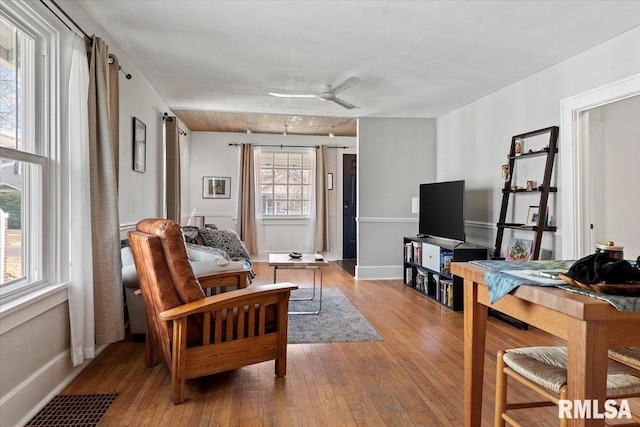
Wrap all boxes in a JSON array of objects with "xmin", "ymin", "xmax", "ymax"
[
  {"xmin": 1, "ymin": 347, "xmax": 103, "ymax": 427},
  {"xmin": 355, "ymin": 265, "xmax": 402, "ymax": 280}
]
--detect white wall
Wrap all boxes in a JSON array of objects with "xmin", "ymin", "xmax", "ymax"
[
  {"xmin": 188, "ymin": 132, "xmax": 356, "ymax": 261},
  {"xmin": 437, "ymin": 26, "xmax": 640, "ymax": 260},
  {"xmin": 0, "ymin": 2, "xmax": 175, "ymax": 426},
  {"xmin": 356, "ymin": 118, "xmax": 437, "ymax": 279}
]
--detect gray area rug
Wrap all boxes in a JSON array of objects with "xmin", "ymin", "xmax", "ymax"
[{"xmin": 288, "ymin": 287, "xmax": 383, "ymax": 344}]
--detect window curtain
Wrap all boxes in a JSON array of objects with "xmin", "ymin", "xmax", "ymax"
[
  {"xmin": 237, "ymin": 143, "xmax": 257, "ymax": 254},
  {"xmin": 314, "ymin": 145, "xmax": 329, "ymax": 252},
  {"xmin": 86, "ymin": 36, "xmax": 124, "ymax": 350},
  {"xmin": 165, "ymin": 116, "xmax": 181, "ymax": 223},
  {"xmin": 66, "ymin": 33, "xmax": 93, "ymax": 366}
]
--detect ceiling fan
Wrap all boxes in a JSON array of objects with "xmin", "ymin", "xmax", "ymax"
[{"xmin": 268, "ymin": 77, "xmax": 360, "ymax": 109}]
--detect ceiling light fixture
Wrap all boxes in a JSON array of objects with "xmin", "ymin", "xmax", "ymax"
[
  {"xmin": 329, "ymin": 126, "xmax": 335, "ymax": 138},
  {"xmin": 283, "ymin": 124, "xmax": 288, "ymax": 136}
]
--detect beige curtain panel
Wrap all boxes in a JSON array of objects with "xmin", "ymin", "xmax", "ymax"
[
  {"xmin": 165, "ymin": 117, "xmax": 181, "ymax": 223},
  {"xmin": 237, "ymin": 143, "xmax": 257, "ymax": 254},
  {"xmin": 315, "ymin": 145, "xmax": 329, "ymax": 252},
  {"xmin": 87, "ymin": 36, "xmax": 124, "ymax": 345}
]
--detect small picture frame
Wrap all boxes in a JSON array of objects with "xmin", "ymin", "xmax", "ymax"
[
  {"xmin": 203, "ymin": 176, "xmax": 231, "ymax": 199},
  {"xmin": 133, "ymin": 117, "xmax": 146, "ymax": 173},
  {"xmin": 525, "ymin": 205, "xmax": 540, "ymax": 227}
]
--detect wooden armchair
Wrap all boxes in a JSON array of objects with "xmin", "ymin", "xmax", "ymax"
[{"xmin": 128, "ymin": 218, "xmax": 297, "ymax": 404}]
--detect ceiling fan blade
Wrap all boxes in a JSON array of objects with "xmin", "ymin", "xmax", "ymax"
[
  {"xmin": 332, "ymin": 97, "xmax": 359, "ymax": 109},
  {"xmin": 268, "ymin": 92, "xmax": 317, "ymax": 98},
  {"xmin": 330, "ymin": 77, "xmax": 360, "ymax": 94}
]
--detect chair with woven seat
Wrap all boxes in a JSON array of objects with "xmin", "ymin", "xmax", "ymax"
[
  {"xmin": 495, "ymin": 346, "xmax": 640, "ymax": 427},
  {"xmin": 128, "ymin": 218, "xmax": 297, "ymax": 404},
  {"xmin": 609, "ymin": 347, "xmax": 640, "ymax": 370}
]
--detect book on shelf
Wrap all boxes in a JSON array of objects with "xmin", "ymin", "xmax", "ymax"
[
  {"xmin": 416, "ymin": 269, "xmax": 428, "ymax": 293},
  {"xmin": 405, "ymin": 267, "xmax": 413, "ymax": 285},
  {"xmin": 404, "ymin": 243, "xmax": 412, "ymax": 263},
  {"xmin": 439, "ymin": 278, "xmax": 454, "ymax": 307},
  {"xmin": 440, "ymin": 251, "xmax": 453, "ymax": 276},
  {"xmin": 412, "ymin": 241, "xmax": 422, "ymax": 264}
]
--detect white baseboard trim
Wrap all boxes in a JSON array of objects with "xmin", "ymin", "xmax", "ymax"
[
  {"xmin": 1, "ymin": 346, "xmax": 106, "ymax": 427},
  {"xmin": 355, "ymin": 265, "xmax": 402, "ymax": 280}
]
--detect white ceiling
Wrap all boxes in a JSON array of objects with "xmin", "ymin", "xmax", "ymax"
[{"xmin": 77, "ymin": 1, "xmax": 640, "ymax": 119}]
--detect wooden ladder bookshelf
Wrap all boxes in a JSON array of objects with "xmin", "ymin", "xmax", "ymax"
[{"xmin": 492, "ymin": 126, "xmax": 559, "ymax": 260}]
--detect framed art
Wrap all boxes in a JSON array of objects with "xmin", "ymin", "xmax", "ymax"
[
  {"xmin": 203, "ymin": 176, "xmax": 231, "ymax": 199},
  {"xmin": 525, "ymin": 205, "xmax": 540, "ymax": 227},
  {"xmin": 505, "ymin": 238, "xmax": 533, "ymax": 261},
  {"xmin": 133, "ymin": 117, "xmax": 146, "ymax": 172}
]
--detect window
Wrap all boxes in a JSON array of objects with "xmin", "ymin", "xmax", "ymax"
[
  {"xmin": 0, "ymin": 10, "xmax": 49, "ymax": 299},
  {"xmin": 258, "ymin": 151, "xmax": 313, "ymax": 216}
]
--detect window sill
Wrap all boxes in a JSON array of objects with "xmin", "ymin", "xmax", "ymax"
[{"xmin": 0, "ymin": 283, "xmax": 69, "ymax": 334}]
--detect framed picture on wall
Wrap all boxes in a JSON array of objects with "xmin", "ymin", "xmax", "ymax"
[
  {"xmin": 133, "ymin": 117, "xmax": 146, "ymax": 172},
  {"xmin": 203, "ymin": 176, "xmax": 231, "ymax": 199}
]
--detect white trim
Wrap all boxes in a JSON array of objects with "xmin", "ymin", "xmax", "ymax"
[
  {"xmin": 355, "ymin": 265, "xmax": 402, "ymax": 280},
  {"xmin": 560, "ymin": 73, "xmax": 640, "ymax": 258},
  {"xmin": 356, "ymin": 217, "xmax": 418, "ymax": 223}
]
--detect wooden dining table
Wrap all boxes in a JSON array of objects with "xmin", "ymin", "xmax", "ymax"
[{"xmin": 451, "ymin": 262, "xmax": 640, "ymax": 427}]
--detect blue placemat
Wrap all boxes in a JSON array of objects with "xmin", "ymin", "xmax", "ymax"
[
  {"xmin": 471, "ymin": 260, "xmax": 575, "ymax": 304},
  {"xmin": 470, "ymin": 260, "xmax": 640, "ymax": 311}
]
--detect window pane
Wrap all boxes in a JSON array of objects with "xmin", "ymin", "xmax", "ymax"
[
  {"xmin": 302, "ymin": 169, "xmax": 311, "ymax": 185},
  {"xmin": 273, "ymin": 184, "xmax": 287, "ymax": 200},
  {"xmin": 259, "ymin": 153, "xmax": 274, "ymax": 167},
  {"xmin": 289, "ymin": 185, "xmax": 302, "ymax": 199},
  {"xmin": 288, "ymin": 201, "xmax": 302, "ymax": 215},
  {"xmin": 259, "ymin": 169, "xmax": 273, "ymax": 183},
  {"xmin": 289, "ymin": 169, "xmax": 302, "ymax": 184},
  {"xmin": 273, "ymin": 153, "xmax": 288, "ymax": 168},
  {"xmin": 303, "ymin": 185, "xmax": 311, "ymax": 199},
  {"xmin": 288, "ymin": 154, "xmax": 302, "ymax": 168},
  {"xmin": 272, "ymin": 168, "xmax": 286, "ymax": 184},
  {"xmin": 302, "ymin": 201, "xmax": 310, "ymax": 215},
  {"xmin": 0, "ymin": 158, "xmax": 42, "ymax": 288},
  {"xmin": 0, "ymin": 17, "xmax": 34, "ymax": 154},
  {"xmin": 273, "ymin": 200, "xmax": 287, "ymax": 215}
]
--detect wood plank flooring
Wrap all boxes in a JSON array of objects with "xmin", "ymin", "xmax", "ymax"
[{"xmin": 62, "ymin": 261, "xmax": 587, "ymax": 426}]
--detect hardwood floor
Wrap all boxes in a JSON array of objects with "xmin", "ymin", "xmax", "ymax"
[{"xmin": 63, "ymin": 261, "xmax": 572, "ymax": 426}]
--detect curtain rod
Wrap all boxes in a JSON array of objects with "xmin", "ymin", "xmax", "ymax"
[
  {"xmin": 228, "ymin": 143, "xmax": 350, "ymax": 149},
  {"xmin": 41, "ymin": 0, "xmax": 132, "ymax": 79}
]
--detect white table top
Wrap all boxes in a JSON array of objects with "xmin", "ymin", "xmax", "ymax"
[{"xmin": 268, "ymin": 253, "xmax": 328, "ymax": 267}]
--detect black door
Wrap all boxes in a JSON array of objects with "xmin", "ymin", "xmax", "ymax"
[{"xmin": 343, "ymin": 154, "xmax": 357, "ymax": 259}]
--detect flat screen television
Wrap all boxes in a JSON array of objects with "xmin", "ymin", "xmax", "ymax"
[{"xmin": 419, "ymin": 180, "xmax": 465, "ymax": 241}]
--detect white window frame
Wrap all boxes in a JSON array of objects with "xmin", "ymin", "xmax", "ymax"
[
  {"xmin": 258, "ymin": 149, "xmax": 314, "ymax": 218},
  {"xmin": 0, "ymin": 1, "xmax": 58, "ymax": 302}
]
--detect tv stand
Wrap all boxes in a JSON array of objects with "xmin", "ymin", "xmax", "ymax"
[{"xmin": 403, "ymin": 237, "xmax": 487, "ymax": 310}]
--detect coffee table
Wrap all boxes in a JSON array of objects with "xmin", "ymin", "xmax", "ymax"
[{"xmin": 268, "ymin": 253, "xmax": 329, "ymax": 314}]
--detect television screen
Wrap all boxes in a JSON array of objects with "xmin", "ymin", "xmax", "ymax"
[{"xmin": 419, "ymin": 180, "xmax": 465, "ymax": 241}]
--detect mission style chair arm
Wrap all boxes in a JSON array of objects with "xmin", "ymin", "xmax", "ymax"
[
  {"xmin": 159, "ymin": 283, "xmax": 298, "ymax": 320},
  {"xmin": 196, "ymin": 267, "xmax": 250, "ymax": 293}
]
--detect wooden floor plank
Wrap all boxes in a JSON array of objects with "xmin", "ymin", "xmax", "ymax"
[{"xmin": 61, "ymin": 261, "xmax": 587, "ymax": 426}]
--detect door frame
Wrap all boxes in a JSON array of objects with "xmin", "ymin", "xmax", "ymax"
[{"xmin": 560, "ymin": 73, "xmax": 640, "ymax": 258}]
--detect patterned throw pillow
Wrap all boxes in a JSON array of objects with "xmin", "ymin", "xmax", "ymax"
[{"xmin": 198, "ymin": 228, "xmax": 251, "ymax": 261}]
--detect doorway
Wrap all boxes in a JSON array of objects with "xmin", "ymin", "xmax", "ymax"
[
  {"xmin": 560, "ymin": 73, "xmax": 640, "ymax": 258},
  {"xmin": 342, "ymin": 153, "xmax": 357, "ymax": 260}
]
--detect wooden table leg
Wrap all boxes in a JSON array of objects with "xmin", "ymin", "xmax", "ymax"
[
  {"xmin": 464, "ymin": 278, "xmax": 488, "ymax": 427},
  {"xmin": 566, "ymin": 318, "xmax": 608, "ymax": 427}
]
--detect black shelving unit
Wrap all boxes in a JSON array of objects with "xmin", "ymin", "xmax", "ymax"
[
  {"xmin": 493, "ymin": 126, "xmax": 559, "ymax": 260},
  {"xmin": 403, "ymin": 236, "xmax": 488, "ymax": 311}
]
